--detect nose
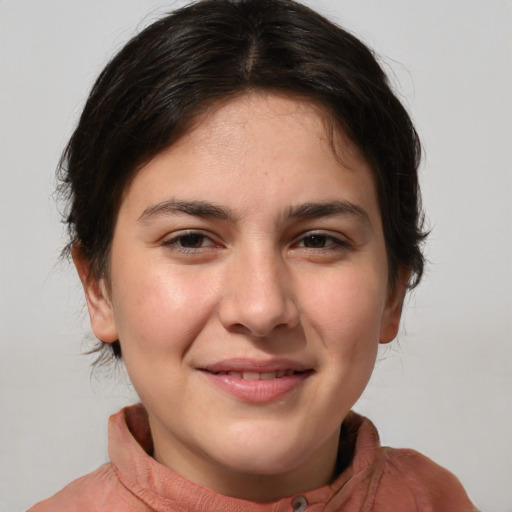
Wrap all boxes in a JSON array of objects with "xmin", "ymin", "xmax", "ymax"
[{"xmin": 218, "ymin": 246, "xmax": 299, "ymax": 337}]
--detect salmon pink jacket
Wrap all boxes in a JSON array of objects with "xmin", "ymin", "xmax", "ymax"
[{"xmin": 29, "ymin": 404, "xmax": 476, "ymax": 512}]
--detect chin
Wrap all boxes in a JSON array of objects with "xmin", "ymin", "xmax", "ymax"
[
  {"xmin": 221, "ymin": 449, "xmax": 305, "ymax": 477},
  {"xmin": 212, "ymin": 424, "xmax": 312, "ymax": 475}
]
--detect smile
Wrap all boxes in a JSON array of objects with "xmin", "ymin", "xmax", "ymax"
[{"xmin": 199, "ymin": 361, "xmax": 313, "ymax": 403}]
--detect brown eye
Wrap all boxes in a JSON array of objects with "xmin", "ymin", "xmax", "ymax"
[
  {"xmin": 302, "ymin": 234, "xmax": 329, "ymax": 248},
  {"xmin": 177, "ymin": 233, "xmax": 206, "ymax": 248},
  {"xmin": 296, "ymin": 233, "xmax": 350, "ymax": 251},
  {"xmin": 162, "ymin": 231, "xmax": 217, "ymax": 252}
]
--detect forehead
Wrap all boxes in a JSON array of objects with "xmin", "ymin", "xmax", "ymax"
[
  {"xmin": 182, "ymin": 92, "xmax": 363, "ymax": 166},
  {"xmin": 120, "ymin": 92, "xmax": 379, "ymax": 224}
]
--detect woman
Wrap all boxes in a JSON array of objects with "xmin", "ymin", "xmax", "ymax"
[{"xmin": 29, "ymin": 0, "xmax": 475, "ymax": 510}]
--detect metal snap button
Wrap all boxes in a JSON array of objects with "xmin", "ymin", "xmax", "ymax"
[{"xmin": 291, "ymin": 495, "xmax": 308, "ymax": 512}]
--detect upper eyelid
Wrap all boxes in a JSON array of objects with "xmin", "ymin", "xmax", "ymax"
[
  {"xmin": 161, "ymin": 230, "xmax": 218, "ymax": 246},
  {"xmin": 295, "ymin": 237, "xmax": 351, "ymax": 249},
  {"xmin": 162, "ymin": 228, "xmax": 214, "ymax": 239},
  {"xmin": 160, "ymin": 229, "xmax": 350, "ymax": 242},
  {"xmin": 293, "ymin": 229, "xmax": 351, "ymax": 243}
]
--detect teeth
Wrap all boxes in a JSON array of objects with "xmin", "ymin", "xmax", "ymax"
[
  {"xmin": 211, "ymin": 370, "xmax": 301, "ymax": 379},
  {"xmin": 217, "ymin": 370, "xmax": 298, "ymax": 379},
  {"xmin": 242, "ymin": 371, "xmax": 260, "ymax": 380}
]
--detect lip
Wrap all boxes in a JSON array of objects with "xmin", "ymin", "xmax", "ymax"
[
  {"xmin": 200, "ymin": 358, "xmax": 312, "ymax": 373},
  {"xmin": 198, "ymin": 358, "xmax": 314, "ymax": 403}
]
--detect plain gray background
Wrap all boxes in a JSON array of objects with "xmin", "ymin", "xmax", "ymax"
[{"xmin": 1, "ymin": 1, "xmax": 511, "ymax": 511}]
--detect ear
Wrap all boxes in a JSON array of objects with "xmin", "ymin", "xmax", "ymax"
[
  {"xmin": 379, "ymin": 268, "xmax": 411, "ymax": 344},
  {"xmin": 72, "ymin": 245, "xmax": 119, "ymax": 343}
]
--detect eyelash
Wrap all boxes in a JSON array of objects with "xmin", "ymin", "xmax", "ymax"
[
  {"xmin": 161, "ymin": 231, "xmax": 219, "ymax": 253},
  {"xmin": 294, "ymin": 233, "xmax": 351, "ymax": 251},
  {"xmin": 161, "ymin": 230, "xmax": 351, "ymax": 254}
]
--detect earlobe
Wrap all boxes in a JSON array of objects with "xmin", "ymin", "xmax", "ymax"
[
  {"xmin": 379, "ymin": 268, "xmax": 410, "ymax": 344},
  {"xmin": 72, "ymin": 245, "xmax": 119, "ymax": 343}
]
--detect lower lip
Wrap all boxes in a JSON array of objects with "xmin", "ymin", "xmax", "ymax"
[{"xmin": 200, "ymin": 371, "xmax": 312, "ymax": 403}]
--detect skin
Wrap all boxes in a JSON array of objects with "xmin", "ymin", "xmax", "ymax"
[{"xmin": 75, "ymin": 92, "xmax": 408, "ymax": 502}]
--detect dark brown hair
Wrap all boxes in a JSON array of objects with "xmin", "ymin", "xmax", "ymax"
[{"xmin": 60, "ymin": 0, "xmax": 426, "ymax": 360}]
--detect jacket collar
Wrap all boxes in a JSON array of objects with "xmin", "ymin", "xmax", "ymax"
[{"xmin": 108, "ymin": 404, "xmax": 381, "ymax": 512}]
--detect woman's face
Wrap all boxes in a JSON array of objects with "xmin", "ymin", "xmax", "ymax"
[{"xmin": 79, "ymin": 93, "xmax": 406, "ymax": 501}]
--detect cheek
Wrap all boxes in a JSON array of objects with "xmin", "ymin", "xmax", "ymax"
[
  {"xmin": 110, "ymin": 259, "xmax": 217, "ymax": 354},
  {"xmin": 301, "ymin": 268, "xmax": 386, "ymax": 359}
]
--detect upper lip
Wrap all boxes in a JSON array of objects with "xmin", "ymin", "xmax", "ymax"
[{"xmin": 199, "ymin": 358, "xmax": 313, "ymax": 373}]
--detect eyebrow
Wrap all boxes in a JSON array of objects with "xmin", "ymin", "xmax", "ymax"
[
  {"xmin": 138, "ymin": 199, "xmax": 236, "ymax": 222},
  {"xmin": 284, "ymin": 200, "xmax": 370, "ymax": 226},
  {"xmin": 138, "ymin": 198, "xmax": 370, "ymax": 227}
]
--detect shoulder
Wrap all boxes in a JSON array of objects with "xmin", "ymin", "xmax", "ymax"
[
  {"xmin": 373, "ymin": 447, "xmax": 477, "ymax": 512},
  {"xmin": 27, "ymin": 463, "xmax": 148, "ymax": 512}
]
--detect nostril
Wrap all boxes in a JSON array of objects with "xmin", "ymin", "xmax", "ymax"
[{"xmin": 217, "ymin": 283, "xmax": 299, "ymax": 337}]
